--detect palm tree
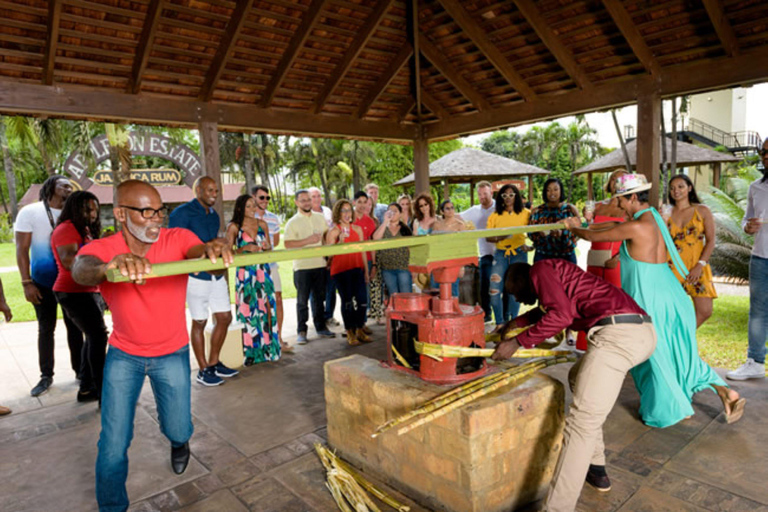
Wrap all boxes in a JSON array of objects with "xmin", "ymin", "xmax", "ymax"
[
  {"xmin": 563, "ymin": 120, "xmax": 600, "ymax": 200},
  {"xmin": 700, "ymin": 167, "xmax": 760, "ymax": 282}
]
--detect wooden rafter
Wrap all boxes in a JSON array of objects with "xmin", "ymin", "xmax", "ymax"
[
  {"xmin": 357, "ymin": 43, "xmax": 413, "ymax": 119},
  {"xmin": 419, "ymin": 34, "xmax": 490, "ymax": 112},
  {"xmin": 0, "ymin": 81, "xmax": 415, "ymax": 141},
  {"xmin": 260, "ymin": 0, "xmax": 327, "ymax": 108},
  {"xmin": 437, "ymin": 0, "xmax": 534, "ymax": 102},
  {"xmin": 420, "ymin": 90, "xmax": 448, "ymax": 119},
  {"xmin": 513, "ymin": 0, "xmax": 591, "ymax": 90},
  {"xmin": 601, "ymin": 0, "xmax": 660, "ymax": 76},
  {"xmin": 397, "ymin": 97, "xmax": 416, "ymax": 123},
  {"xmin": 128, "ymin": 0, "xmax": 164, "ymax": 94},
  {"xmin": 426, "ymin": 45, "xmax": 768, "ymax": 139},
  {"xmin": 702, "ymin": 0, "xmax": 740, "ymax": 57},
  {"xmin": 42, "ymin": 0, "xmax": 62, "ymax": 85},
  {"xmin": 313, "ymin": 0, "xmax": 394, "ymax": 114},
  {"xmin": 199, "ymin": 0, "xmax": 255, "ymax": 102}
]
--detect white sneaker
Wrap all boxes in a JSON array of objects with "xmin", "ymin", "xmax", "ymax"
[{"xmin": 726, "ymin": 358, "xmax": 766, "ymax": 381}]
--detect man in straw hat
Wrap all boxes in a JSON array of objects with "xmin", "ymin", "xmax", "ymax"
[{"xmin": 564, "ymin": 174, "xmax": 744, "ymax": 424}]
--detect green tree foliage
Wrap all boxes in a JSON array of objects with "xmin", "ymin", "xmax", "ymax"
[{"xmin": 480, "ymin": 121, "xmax": 604, "ymax": 206}]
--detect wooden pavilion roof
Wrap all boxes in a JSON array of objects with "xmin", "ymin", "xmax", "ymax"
[
  {"xmin": 575, "ymin": 137, "xmax": 741, "ymax": 174},
  {"xmin": 0, "ymin": 0, "xmax": 767, "ymax": 142},
  {"xmin": 393, "ymin": 146, "xmax": 549, "ymax": 186}
]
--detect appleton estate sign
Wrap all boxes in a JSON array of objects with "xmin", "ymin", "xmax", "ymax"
[{"xmin": 64, "ymin": 132, "xmax": 203, "ymax": 189}]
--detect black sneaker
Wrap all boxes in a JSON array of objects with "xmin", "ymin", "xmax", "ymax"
[
  {"xmin": 31, "ymin": 377, "xmax": 53, "ymax": 397},
  {"xmin": 196, "ymin": 368, "xmax": 224, "ymax": 387},
  {"xmin": 213, "ymin": 362, "xmax": 239, "ymax": 378},
  {"xmin": 586, "ymin": 464, "xmax": 611, "ymax": 492},
  {"xmin": 77, "ymin": 388, "xmax": 99, "ymax": 403}
]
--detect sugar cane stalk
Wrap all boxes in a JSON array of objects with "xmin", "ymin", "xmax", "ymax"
[{"xmin": 334, "ymin": 458, "xmax": 411, "ymax": 512}]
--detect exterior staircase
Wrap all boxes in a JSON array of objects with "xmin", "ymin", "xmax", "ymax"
[{"xmin": 681, "ymin": 118, "xmax": 762, "ymax": 157}]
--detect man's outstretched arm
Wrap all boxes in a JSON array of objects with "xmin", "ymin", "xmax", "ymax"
[{"xmin": 72, "ymin": 255, "xmax": 109, "ymax": 287}]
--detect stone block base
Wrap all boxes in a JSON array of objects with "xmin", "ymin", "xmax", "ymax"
[
  {"xmin": 325, "ymin": 355, "xmax": 565, "ymax": 512},
  {"xmin": 204, "ymin": 320, "xmax": 244, "ymax": 369}
]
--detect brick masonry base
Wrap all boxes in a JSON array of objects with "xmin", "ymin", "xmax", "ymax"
[{"xmin": 325, "ymin": 355, "xmax": 566, "ymax": 512}]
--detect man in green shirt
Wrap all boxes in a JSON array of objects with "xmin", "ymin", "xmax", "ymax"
[{"xmin": 284, "ymin": 189, "xmax": 336, "ymax": 344}]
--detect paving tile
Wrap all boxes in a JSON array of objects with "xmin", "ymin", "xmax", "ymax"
[
  {"xmin": 619, "ymin": 428, "xmax": 692, "ymax": 465},
  {"xmin": 173, "ymin": 482, "xmax": 205, "ymax": 508},
  {"xmin": 232, "ymin": 476, "xmax": 312, "ymax": 512},
  {"xmin": 178, "ymin": 489, "xmax": 249, "ymax": 512},
  {"xmin": 188, "ymin": 426, "xmax": 246, "ymax": 472},
  {"xmin": 576, "ymin": 466, "xmax": 645, "ymax": 512},
  {"xmin": 192, "ymin": 473, "xmax": 224, "ymax": 496},
  {"xmin": 148, "ymin": 489, "xmax": 181, "ymax": 511},
  {"xmin": 616, "ymin": 486, "xmax": 710, "ymax": 511},
  {"xmin": 251, "ymin": 444, "xmax": 301, "ymax": 472},
  {"xmin": 214, "ymin": 457, "xmax": 261, "ymax": 486},
  {"xmin": 664, "ymin": 394, "xmax": 768, "ymax": 505}
]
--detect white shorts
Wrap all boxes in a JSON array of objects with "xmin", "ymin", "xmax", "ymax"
[
  {"xmin": 270, "ymin": 263, "xmax": 282, "ymax": 293},
  {"xmin": 187, "ymin": 276, "xmax": 231, "ymax": 321}
]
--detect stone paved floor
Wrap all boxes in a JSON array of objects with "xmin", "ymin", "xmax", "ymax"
[{"xmin": 1, "ymin": 302, "xmax": 766, "ymax": 512}]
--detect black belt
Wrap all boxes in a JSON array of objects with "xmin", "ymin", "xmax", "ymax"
[{"xmin": 595, "ymin": 314, "xmax": 652, "ymax": 327}]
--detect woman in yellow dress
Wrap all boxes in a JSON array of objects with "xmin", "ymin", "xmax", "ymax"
[{"xmin": 666, "ymin": 174, "xmax": 717, "ymax": 328}]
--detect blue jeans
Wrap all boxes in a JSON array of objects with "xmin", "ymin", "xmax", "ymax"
[
  {"xmin": 748, "ymin": 255, "xmax": 768, "ymax": 364},
  {"xmin": 479, "ymin": 255, "xmax": 494, "ymax": 322},
  {"xmin": 490, "ymin": 249, "xmax": 528, "ymax": 325},
  {"xmin": 382, "ymin": 269, "xmax": 412, "ymax": 295},
  {"xmin": 96, "ymin": 345, "xmax": 193, "ymax": 512}
]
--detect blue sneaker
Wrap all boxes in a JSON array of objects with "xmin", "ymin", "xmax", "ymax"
[
  {"xmin": 196, "ymin": 368, "xmax": 224, "ymax": 387},
  {"xmin": 317, "ymin": 329, "xmax": 336, "ymax": 338},
  {"xmin": 297, "ymin": 332, "xmax": 308, "ymax": 345},
  {"xmin": 213, "ymin": 362, "xmax": 239, "ymax": 378}
]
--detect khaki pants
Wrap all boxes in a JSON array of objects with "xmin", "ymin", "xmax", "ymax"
[{"xmin": 545, "ymin": 322, "xmax": 657, "ymax": 512}]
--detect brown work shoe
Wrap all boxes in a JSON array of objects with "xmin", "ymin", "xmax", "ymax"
[
  {"xmin": 361, "ymin": 325, "xmax": 373, "ymax": 335},
  {"xmin": 356, "ymin": 328, "xmax": 373, "ymax": 343},
  {"xmin": 0, "ymin": 405, "xmax": 11, "ymax": 416},
  {"xmin": 347, "ymin": 330, "xmax": 360, "ymax": 346},
  {"xmin": 585, "ymin": 465, "xmax": 611, "ymax": 492}
]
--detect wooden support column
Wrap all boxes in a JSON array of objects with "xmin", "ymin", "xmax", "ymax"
[
  {"xmin": 636, "ymin": 91, "xmax": 661, "ymax": 206},
  {"xmin": 198, "ymin": 121, "xmax": 224, "ymax": 231},
  {"xmin": 414, "ymin": 137, "xmax": 430, "ymax": 195},
  {"xmin": 442, "ymin": 181, "xmax": 450, "ymax": 202},
  {"xmin": 528, "ymin": 177, "xmax": 534, "ymax": 206},
  {"xmin": 470, "ymin": 181, "xmax": 475, "ymax": 206},
  {"xmin": 713, "ymin": 162, "xmax": 721, "ymax": 188},
  {"xmin": 587, "ymin": 173, "xmax": 594, "ymax": 201}
]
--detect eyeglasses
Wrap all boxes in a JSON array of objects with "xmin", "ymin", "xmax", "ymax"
[
  {"xmin": 443, "ymin": 206, "xmax": 454, "ymax": 210},
  {"xmin": 256, "ymin": 195, "xmax": 270, "ymax": 200},
  {"xmin": 340, "ymin": 208, "xmax": 353, "ymax": 213},
  {"xmin": 119, "ymin": 205, "xmax": 168, "ymax": 219},
  {"xmin": 501, "ymin": 192, "xmax": 516, "ymax": 199}
]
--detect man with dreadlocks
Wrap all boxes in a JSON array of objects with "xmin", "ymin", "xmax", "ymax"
[
  {"xmin": 14, "ymin": 175, "xmax": 84, "ymax": 397},
  {"xmin": 51, "ymin": 190, "xmax": 108, "ymax": 403}
]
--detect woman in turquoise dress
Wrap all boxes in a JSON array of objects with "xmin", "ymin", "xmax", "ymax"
[
  {"xmin": 226, "ymin": 195, "xmax": 280, "ymax": 365},
  {"xmin": 565, "ymin": 174, "xmax": 744, "ymax": 427}
]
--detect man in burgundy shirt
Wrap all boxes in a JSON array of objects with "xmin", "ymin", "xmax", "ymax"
[
  {"xmin": 72, "ymin": 180, "xmax": 233, "ymax": 512},
  {"xmin": 492, "ymin": 260, "xmax": 657, "ymax": 512}
]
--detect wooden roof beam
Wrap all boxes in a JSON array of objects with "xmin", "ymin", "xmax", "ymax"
[
  {"xmin": 42, "ymin": 0, "xmax": 62, "ymax": 85},
  {"xmin": 128, "ymin": 0, "xmax": 164, "ymax": 94},
  {"xmin": 702, "ymin": 0, "xmax": 740, "ymax": 57},
  {"xmin": 260, "ymin": 0, "xmax": 327, "ymax": 108},
  {"xmin": 199, "ymin": 0, "xmax": 255, "ymax": 102},
  {"xmin": 513, "ymin": 0, "xmax": 592, "ymax": 90},
  {"xmin": 396, "ymin": 97, "xmax": 416, "ymax": 123},
  {"xmin": 420, "ymin": 90, "xmax": 449, "ymax": 119},
  {"xmin": 313, "ymin": 0, "xmax": 395, "ymax": 114},
  {"xmin": 0, "ymin": 81, "xmax": 416, "ymax": 142},
  {"xmin": 419, "ymin": 34, "xmax": 491, "ymax": 112},
  {"xmin": 601, "ymin": 0, "xmax": 661, "ymax": 76},
  {"xmin": 425, "ymin": 45, "xmax": 768, "ymax": 140},
  {"xmin": 357, "ymin": 43, "xmax": 413, "ymax": 119},
  {"xmin": 437, "ymin": 0, "xmax": 534, "ymax": 102}
]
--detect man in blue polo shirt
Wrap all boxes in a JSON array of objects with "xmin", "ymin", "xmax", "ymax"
[{"xmin": 169, "ymin": 176, "xmax": 237, "ymax": 386}]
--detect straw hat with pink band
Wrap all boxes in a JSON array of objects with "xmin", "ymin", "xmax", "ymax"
[{"xmin": 612, "ymin": 173, "xmax": 653, "ymax": 197}]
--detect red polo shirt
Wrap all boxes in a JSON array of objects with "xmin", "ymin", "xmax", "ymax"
[{"xmin": 78, "ymin": 228, "xmax": 202, "ymax": 357}]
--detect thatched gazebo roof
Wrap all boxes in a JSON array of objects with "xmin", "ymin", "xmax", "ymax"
[
  {"xmin": 575, "ymin": 138, "xmax": 740, "ymax": 175},
  {"xmin": 393, "ymin": 147, "xmax": 550, "ymax": 187}
]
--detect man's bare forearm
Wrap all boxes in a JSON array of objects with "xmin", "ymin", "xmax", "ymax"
[{"xmin": 72, "ymin": 255, "xmax": 108, "ymax": 286}]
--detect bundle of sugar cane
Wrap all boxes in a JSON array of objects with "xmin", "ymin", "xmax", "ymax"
[
  {"xmin": 485, "ymin": 324, "xmax": 533, "ymax": 344},
  {"xmin": 395, "ymin": 356, "xmax": 572, "ymax": 436},
  {"xmin": 315, "ymin": 443, "xmax": 411, "ymax": 512},
  {"xmin": 315, "ymin": 443, "xmax": 380, "ymax": 512},
  {"xmin": 373, "ymin": 356, "xmax": 575, "ymax": 437},
  {"xmin": 414, "ymin": 339, "xmax": 571, "ymax": 361}
]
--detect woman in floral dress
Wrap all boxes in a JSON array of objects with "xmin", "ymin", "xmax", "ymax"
[
  {"xmin": 226, "ymin": 194, "xmax": 280, "ymax": 365},
  {"xmin": 666, "ymin": 175, "xmax": 718, "ymax": 328}
]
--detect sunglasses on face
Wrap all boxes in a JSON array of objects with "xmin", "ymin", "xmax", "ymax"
[
  {"xmin": 340, "ymin": 208, "xmax": 353, "ymax": 213},
  {"xmin": 501, "ymin": 192, "xmax": 515, "ymax": 199},
  {"xmin": 119, "ymin": 205, "xmax": 169, "ymax": 219},
  {"xmin": 256, "ymin": 195, "xmax": 270, "ymax": 200}
]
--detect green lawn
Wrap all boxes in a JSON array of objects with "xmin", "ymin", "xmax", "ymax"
[{"xmin": 0, "ymin": 242, "xmax": 15, "ymax": 267}]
